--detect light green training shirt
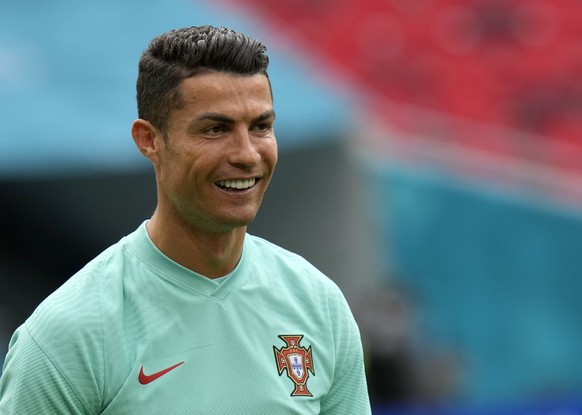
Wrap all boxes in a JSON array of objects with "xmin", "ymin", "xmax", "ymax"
[{"xmin": 0, "ymin": 222, "xmax": 371, "ymax": 414}]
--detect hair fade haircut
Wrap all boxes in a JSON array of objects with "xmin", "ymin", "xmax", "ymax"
[{"xmin": 136, "ymin": 25, "xmax": 270, "ymax": 136}]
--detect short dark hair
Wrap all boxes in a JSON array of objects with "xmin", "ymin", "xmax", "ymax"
[{"xmin": 136, "ymin": 25, "xmax": 270, "ymax": 135}]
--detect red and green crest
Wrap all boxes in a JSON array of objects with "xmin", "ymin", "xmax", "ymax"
[{"xmin": 273, "ymin": 334, "xmax": 315, "ymax": 397}]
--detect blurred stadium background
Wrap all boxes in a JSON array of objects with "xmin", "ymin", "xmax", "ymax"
[{"xmin": 1, "ymin": 0, "xmax": 582, "ymax": 413}]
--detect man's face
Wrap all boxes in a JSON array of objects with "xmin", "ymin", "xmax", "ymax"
[{"xmin": 154, "ymin": 72, "xmax": 277, "ymax": 233}]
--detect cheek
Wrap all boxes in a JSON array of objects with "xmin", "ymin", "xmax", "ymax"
[
  {"xmin": 263, "ymin": 139, "xmax": 278, "ymax": 169},
  {"xmin": 159, "ymin": 153, "xmax": 192, "ymax": 193}
]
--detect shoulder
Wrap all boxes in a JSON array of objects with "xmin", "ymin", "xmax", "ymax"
[
  {"xmin": 2, "ymin": 239, "xmax": 133, "ymax": 413},
  {"xmin": 246, "ymin": 234, "xmax": 339, "ymax": 288},
  {"xmin": 244, "ymin": 234, "xmax": 350, "ymax": 315},
  {"xmin": 25, "ymin": 235, "xmax": 133, "ymax": 356}
]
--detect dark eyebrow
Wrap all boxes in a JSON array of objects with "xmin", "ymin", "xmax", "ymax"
[
  {"xmin": 254, "ymin": 110, "xmax": 276, "ymax": 123},
  {"xmin": 195, "ymin": 113, "xmax": 235, "ymax": 124},
  {"xmin": 195, "ymin": 110, "xmax": 276, "ymax": 124}
]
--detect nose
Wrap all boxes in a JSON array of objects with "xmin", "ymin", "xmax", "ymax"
[{"xmin": 228, "ymin": 128, "xmax": 261, "ymax": 167}]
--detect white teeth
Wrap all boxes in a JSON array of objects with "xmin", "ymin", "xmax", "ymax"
[{"xmin": 217, "ymin": 178, "xmax": 256, "ymax": 189}]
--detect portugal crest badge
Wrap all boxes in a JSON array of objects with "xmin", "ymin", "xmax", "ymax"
[{"xmin": 273, "ymin": 334, "xmax": 315, "ymax": 397}]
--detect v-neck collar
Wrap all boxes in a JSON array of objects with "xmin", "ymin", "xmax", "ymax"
[{"xmin": 127, "ymin": 221, "xmax": 249, "ymax": 301}]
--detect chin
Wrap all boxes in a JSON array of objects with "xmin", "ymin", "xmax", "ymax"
[
  {"xmin": 228, "ymin": 216, "xmax": 257, "ymax": 229},
  {"xmin": 211, "ymin": 213, "xmax": 258, "ymax": 232}
]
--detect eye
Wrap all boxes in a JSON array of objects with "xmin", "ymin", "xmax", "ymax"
[
  {"xmin": 204, "ymin": 125, "xmax": 228, "ymax": 136},
  {"xmin": 252, "ymin": 122, "xmax": 273, "ymax": 134}
]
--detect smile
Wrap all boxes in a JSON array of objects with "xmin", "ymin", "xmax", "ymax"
[{"xmin": 216, "ymin": 178, "xmax": 257, "ymax": 190}]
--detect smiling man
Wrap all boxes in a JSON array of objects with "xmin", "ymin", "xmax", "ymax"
[
  {"xmin": 135, "ymin": 71, "xmax": 278, "ymax": 277},
  {"xmin": 0, "ymin": 26, "xmax": 371, "ymax": 414}
]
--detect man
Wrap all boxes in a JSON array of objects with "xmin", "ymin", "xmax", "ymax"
[{"xmin": 0, "ymin": 26, "xmax": 371, "ymax": 414}]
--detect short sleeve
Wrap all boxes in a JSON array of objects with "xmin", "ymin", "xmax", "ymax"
[
  {"xmin": 0, "ymin": 264, "xmax": 106, "ymax": 415},
  {"xmin": 0, "ymin": 325, "xmax": 91, "ymax": 414},
  {"xmin": 320, "ymin": 289, "xmax": 372, "ymax": 414}
]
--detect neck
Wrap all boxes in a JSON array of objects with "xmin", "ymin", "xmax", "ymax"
[{"xmin": 146, "ymin": 211, "xmax": 246, "ymax": 279}]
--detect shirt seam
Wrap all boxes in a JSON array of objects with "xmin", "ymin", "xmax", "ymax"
[
  {"xmin": 25, "ymin": 324, "xmax": 93, "ymax": 413},
  {"xmin": 97, "ymin": 258, "xmax": 107, "ymax": 409}
]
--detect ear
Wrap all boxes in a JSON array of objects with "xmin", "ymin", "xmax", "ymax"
[{"xmin": 131, "ymin": 119, "xmax": 161, "ymax": 161}]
